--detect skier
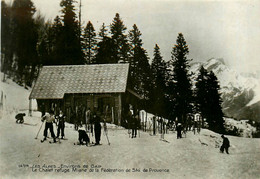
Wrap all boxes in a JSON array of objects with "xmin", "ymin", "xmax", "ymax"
[
  {"xmin": 193, "ymin": 120, "xmax": 197, "ymax": 135},
  {"xmin": 220, "ymin": 135, "xmax": 230, "ymax": 154},
  {"xmin": 176, "ymin": 123, "xmax": 182, "ymax": 139},
  {"xmin": 15, "ymin": 113, "xmax": 26, "ymax": 123},
  {"xmin": 41, "ymin": 110, "xmax": 56, "ymax": 143},
  {"xmin": 131, "ymin": 114, "xmax": 138, "ymax": 138},
  {"xmin": 93, "ymin": 113, "xmax": 101, "ymax": 145},
  {"xmin": 126, "ymin": 108, "xmax": 132, "ymax": 137},
  {"xmin": 56, "ymin": 110, "xmax": 66, "ymax": 139},
  {"xmin": 197, "ymin": 119, "xmax": 201, "ymax": 134},
  {"xmin": 78, "ymin": 129, "xmax": 90, "ymax": 146},
  {"xmin": 152, "ymin": 116, "xmax": 156, "ymax": 135}
]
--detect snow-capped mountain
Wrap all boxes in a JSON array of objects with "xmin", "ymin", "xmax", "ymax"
[{"xmin": 190, "ymin": 58, "xmax": 260, "ymax": 122}]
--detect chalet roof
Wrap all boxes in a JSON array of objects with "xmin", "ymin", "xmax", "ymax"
[{"xmin": 29, "ymin": 63, "xmax": 129, "ymax": 99}]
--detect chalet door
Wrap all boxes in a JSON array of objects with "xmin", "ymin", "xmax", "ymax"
[
  {"xmin": 97, "ymin": 97, "xmax": 114, "ymax": 122},
  {"xmin": 74, "ymin": 96, "xmax": 88, "ymax": 124}
]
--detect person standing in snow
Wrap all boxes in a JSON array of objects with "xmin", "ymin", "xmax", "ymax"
[
  {"xmin": 152, "ymin": 116, "xmax": 156, "ymax": 135},
  {"xmin": 131, "ymin": 114, "xmax": 138, "ymax": 138},
  {"xmin": 56, "ymin": 110, "xmax": 66, "ymax": 139},
  {"xmin": 193, "ymin": 120, "xmax": 197, "ymax": 135},
  {"xmin": 176, "ymin": 123, "xmax": 182, "ymax": 139},
  {"xmin": 220, "ymin": 135, "xmax": 230, "ymax": 154},
  {"xmin": 42, "ymin": 110, "xmax": 56, "ymax": 143},
  {"xmin": 93, "ymin": 113, "xmax": 101, "ymax": 145}
]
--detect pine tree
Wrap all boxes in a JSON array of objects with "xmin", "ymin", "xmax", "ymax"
[
  {"xmin": 83, "ymin": 21, "xmax": 97, "ymax": 64},
  {"xmin": 59, "ymin": 0, "xmax": 84, "ymax": 65},
  {"xmin": 98, "ymin": 23, "xmax": 108, "ymax": 41},
  {"xmin": 128, "ymin": 24, "xmax": 152, "ymax": 107},
  {"xmin": 110, "ymin": 13, "xmax": 129, "ymax": 62},
  {"xmin": 37, "ymin": 15, "xmax": 63, "ymax": 66},
  {"xmin": 35, "ymin": 14, "xmax": 49, "ymax": 69},
  {"xmin": 128, "ymin": 25, "xmax": 143, "ymax": 90},
  {"xmin": 195, "ymin": 66, "xmax": 209, "ymax": 126},
  {"xmin": 170, "ymin": 33, "xmax": 193, "ymax": 124},
  {"xmin": 206, "ymin": 71, "xmax": 225, "ymax": 133},
  {"xmin": 12, "ymin": 0, "xmax": 38, "ymax": 86},
  {"xmin": 195, "ymin": 67, "xmax": 225, "ymax": 132},
  {"xmin": 150, "ymin": 44, "xmax": 168, "ymax": 117},
  {"xmin": 128, "ymin": 24, "xmax": 142, "ymax": 48},
  {"xmin": 95, "ymin": 37, "xmax": 117, "ymax": 64},
  {"xmin": 1, "ymin": 1, "xmax": 13, "ymax": 80}
]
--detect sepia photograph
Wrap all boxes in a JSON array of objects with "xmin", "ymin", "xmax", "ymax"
[{"xmin": 1, "ymin": 0, "xmax": 260, "ymax": 178}]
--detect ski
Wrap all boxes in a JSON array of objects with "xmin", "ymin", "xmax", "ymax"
[
  {"xmin": 49, "ymin": 140, "xmax": 61, "ymax": 144},
  {"xmin": 88, "ymin": 143, "xmax": 102, "ymax": 147},
  {"xmin": 160, "ymin": 138, "xmax": 170, "ymax": 143},
  {"xmin": 73, "ymin": 142, "xmax": 88, "ymax": 146},
  {"xmin": 23, "ymin": 122, "xmax": 37, "ymax": 126},
  {"xmin": 40, "ymin": 139, "xmax": 46, "ymax": 143},
  {"xmin": 59, "ymin": 138, "xmax": 68, "ymax": 140}
]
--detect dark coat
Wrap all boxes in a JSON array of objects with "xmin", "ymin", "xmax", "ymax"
[
  {"xmin": 15, "ymin": 113, "xmax": 25, "ymax": 123},
  {"xmin": 56, "ymin": 114, "xmax": 65, "ymax": 127},
  {"xmin": 94, "ymin": 116, "xmax": 101, "ymax": 144},
  {"xmin": 222, "ymin": 137, "xmax": 230, "ymax": 148},
  {"xmin": 176, "ymin": 124, "xmax": 182, "ymax": 138},
  {"xmin": 15, "ymin": 113, "xmax": 25, "ymax": 120},
  {"xmin": 176, "ymin": 124, "xmax": 182, "ymax": 133},
  {"xmin": 78, "ymin": 130, "xmax": 90, "ymax": 145},
  {"xmin": 94, "ymin": 116, "xmax": 101, "ymax": 132}
]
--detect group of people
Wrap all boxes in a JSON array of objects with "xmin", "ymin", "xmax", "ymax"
[
  {"xmin": 77, "ymin": 111, "xmax": 101, "ymax": 146},
  {"xmin": 41, "ymin": 108, "xmax": 102, "ymax": 145},
  {"xmin": 17, "ymin": 106, "xmax": 230, "ymax": 153},
  {"xmin": 41, "ymin": 110, "xmax": 66, "ymax": 143},
  {"xmin": 175, "ymin": 122, "xmax": 230, "ymax": 154}
]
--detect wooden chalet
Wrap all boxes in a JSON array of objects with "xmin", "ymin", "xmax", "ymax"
[{"xmin": 29, "ymin": 63, "xmax": 142, "ymax": 126}]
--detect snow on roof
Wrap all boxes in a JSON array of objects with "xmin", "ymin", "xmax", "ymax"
[{"xmin": 29, "ymin": 63, "xmax": 129, "ymax": 99}]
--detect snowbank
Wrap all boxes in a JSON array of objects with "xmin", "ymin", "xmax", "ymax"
[
  {"xmin": 0, "ymin": 73, "xmax": 37, "ymax": 117},
  {"xmin": 224, "ymin": 117, "xmax": 256, "ymax": 138}
]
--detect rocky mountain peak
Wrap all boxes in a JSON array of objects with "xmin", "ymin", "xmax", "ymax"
[{"xmin": 190, "ymin": 58, "xmax": 260, "ymax": 121}]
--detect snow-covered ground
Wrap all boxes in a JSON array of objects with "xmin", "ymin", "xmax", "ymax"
[
  {"xmin": 0, "ymin": 73, "xmax": 37, "ymax": 118},
  {"xmin": 1, "ymin": 112, "xmax": 260, "ymax": 179},
  {"xmin": 1, "ymin": 74, "xmax": 260, "ymax": 179}
]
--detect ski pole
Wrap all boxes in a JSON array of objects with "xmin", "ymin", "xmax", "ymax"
[
  {"xmin": 104, "ymin": 127, "xmax": 110, "ymax": 145},
  {"xmin": 103, "ymin": 106, "xmax": 110, "ymax": 145},
  {"xmin": 35, "ymin": 121, "xmax": 44, "ymax": 139},
  {"xmin": 55, "ymin": 123, "xmax": 60, "ymax": 143},
  {"xmin": 103, "ymin": 120, "xmax": 110, "ymax": 145}
]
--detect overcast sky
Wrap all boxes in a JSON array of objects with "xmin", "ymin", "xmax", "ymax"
[{"xmin": 4, "ymin": 0, "xmax": 260, "ymax": 74}]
